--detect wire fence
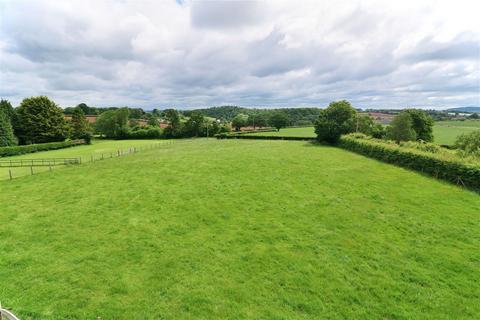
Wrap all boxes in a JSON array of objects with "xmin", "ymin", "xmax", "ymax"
[{"xmin": 1, "ymin": 139, "xmax": 191, "ymax": 181}]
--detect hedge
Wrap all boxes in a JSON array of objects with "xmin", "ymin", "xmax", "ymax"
[
  {"xmin": 339, "ymin": 134, "xmax": 480, "ymax": 190},
  {"xmin": 0, "ymin": 139, "xmax": 85, "ymax": 157},
  {"xmin": 216, "ymin": 133, "xmax": 314, "ymax": 141}
]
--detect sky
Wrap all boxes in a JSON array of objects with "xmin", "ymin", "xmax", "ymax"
[{"xmin": 0, "ymin": 0, "xmax": 479, "ymax": 110}]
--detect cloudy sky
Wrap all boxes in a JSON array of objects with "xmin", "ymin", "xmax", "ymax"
[{"xmin": 0, "ymin": 0, "xmax": 479, "ymax": 109}]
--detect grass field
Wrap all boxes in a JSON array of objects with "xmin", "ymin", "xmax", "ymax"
[
  {"xmin": 0, "ymin": 139, "xmax": 171, "ymax": 180},
  {"xmin": 1, "ymin": 139, "xmax": 479, "ymax": 319},
  {"xmin": 433, "ymin": 120, "xmax": 480, "ymax": 145},
  {"xmin": 247, "ymin": 120, "xmax": 480, "ymax": 145}
]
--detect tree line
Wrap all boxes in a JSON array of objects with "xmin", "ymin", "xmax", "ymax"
[{"xmin": 0, "ymin": 97, "xmax": 92, "ymax": 147}]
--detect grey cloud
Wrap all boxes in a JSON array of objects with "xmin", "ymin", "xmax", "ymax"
[{"xmin": 191, "ymin": 0, "xmax": 266, "ymax": 29}]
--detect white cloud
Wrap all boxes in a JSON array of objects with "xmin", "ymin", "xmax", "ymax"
[{"xmin": 0, "ymin": 0, "xmax": 479, "ymax": 109}]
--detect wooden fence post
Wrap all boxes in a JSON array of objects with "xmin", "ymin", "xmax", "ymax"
[
  {"xmin": 30, "ymin": 166, "xmax": 33, "ymax": 175},
  {"xmin": 8, "ymin": 169, "xmax": 12, "ymax": 180}
]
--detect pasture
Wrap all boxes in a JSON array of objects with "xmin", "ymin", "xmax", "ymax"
[
  {"xmin": 0, "ymin": 139, "xmax": 169, "ymax": 180},
  {"xmin": 433, "ymin": 120, "xmax": 480, "ymax": 145},
  {"xmin": 249, "ymin": 126, "xmax": 316, "ymax": 137},
  {"xmin": 1, "ymin": 139, "xmax": 479, "ymax": 319}
]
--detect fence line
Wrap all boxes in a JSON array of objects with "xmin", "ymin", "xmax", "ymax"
[{"xmin": 2, "ymin": 139, "xmax": 195, "ymax": 181}]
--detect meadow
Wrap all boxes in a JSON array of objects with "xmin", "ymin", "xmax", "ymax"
[
  {"xmin": 0, "ymin": 139, "xmax": 170, "ymax": 180},
  {"xmin": 433, "ymin": 120, "xmax": 480, "ymax": 145},
  {"xmin": 1, "ymin": 139, "xmax": 479, "ymax": 319}
]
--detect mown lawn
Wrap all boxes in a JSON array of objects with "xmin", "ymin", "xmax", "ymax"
[
  {"xmin": 0, "ymin": 139, "xmax": 479, "ymax": 319},
  {"xmin": 433, "ymin": 120, "xmax": 480, "ymax": 145}
]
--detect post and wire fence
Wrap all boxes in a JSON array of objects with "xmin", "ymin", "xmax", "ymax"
[{"xmin": 0, "ymin": 139, "xmax": 196, "ymax": 181}]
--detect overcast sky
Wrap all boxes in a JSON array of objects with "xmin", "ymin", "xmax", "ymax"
[{"xmin": 0, "ymin": 0, "xmax": 479, "ymax": 109}]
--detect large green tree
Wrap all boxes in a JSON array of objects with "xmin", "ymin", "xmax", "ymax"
[
  {"xmin": 15, "ymin": 96, "xmax": 68, "ymax": 144},
  {"xmin": 386, "ymin": 112, "xmax": 417, "ymax": 143},
  {"xmin": 404, "ymin": 109, "xmax": 434, "ymax": 142},
  {"xmin": 0, "ymin": 108, "xmax": 17, "ymax": 147},
  {"xmin": 269, "ymin": 112, "xmax": 289, "ymax": 131},
  {"xmin": 0, "ymin": 99, "xmax": 15, "ymax": 121},
  {"xmin": 95, "ymin": 108, "xmax": 130, "ymax": 138},
  {"xmin": 70, "ymin": 107, "xmax": 92, "ymax": 143},
  {"xmin": 314, "ymin": 100, "xmax": 357, "ymax": 143},
  {"xmin": 184, "ymin": 112, "xmax": 205, "ymax": 137}
]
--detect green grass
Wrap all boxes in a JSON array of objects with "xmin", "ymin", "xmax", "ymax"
[
  {"xmin": 1, "ymin": 139, "xmax": 479, "ymax": 319},
  {"xmin": 248, "ymin": 126, "xmax": 316, "ymax": 137},
  {"xmin": 0, "ymin": 139, "xmax": 169, "ymax": 180},
  {"xmin": 433, "ymin": 120, "xmax": 480, "ymax": 145}
]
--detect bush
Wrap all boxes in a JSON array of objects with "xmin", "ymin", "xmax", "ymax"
[
  {"xmin": 0, "ymin": 139, "xmax": 85, "ymax": 157},
  {"xmin": 315, "ymin": 100, "xmax": 357, "ymax": 143},
  {"xmin": 339, "ymin": 134, "xmax": 480, "ymax": 190},
  {"xmin": 455, "ymin": 130, "xmax": 480, "ymax": 158},
  {"xmin": 386, "ymin": 112, "xmax": 417, "ymax": 142}
]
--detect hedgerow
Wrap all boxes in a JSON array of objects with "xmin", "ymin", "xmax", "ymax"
[
  {"xmin": 0, "ymin": 139, "xmax": 85, "ymax": 157},
  {"xmin": 339, "ymin": 134, "xmax": 480, "ymax": 190}
]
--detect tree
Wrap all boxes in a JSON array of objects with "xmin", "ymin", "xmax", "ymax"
[
  {"xmin": 355, "ymin": 114, "xmax": 375, "ymax": 135},
  {"xmin": 314, "ymin": 100, "xmax": 357, "ymax": 143},
  {"xmin": 249, "ymin": 113, "xmax": 268, "ymax": 129},
  {"xmin": 95, "ymin": 108, "xmax": 130, "ymax": 138},
  {"xmin": 403, "ymin": 109, "xmax": 434, "ymax": 142},
  {"xmin": 70, "ymin": 107, "xmax": 92, "ymax": 143},
  {"xmin": 147, "ymin": 116, "xmax": 160, "ymax": 127},
  {"xmin": 469, "ymin": 113, "xmax": 479, "ymax": 119},
  {"xmin": 386, "ymin": 112, "xmax": 417, "ymax": 143},
  {"xmin": 184, "ymin": 112, "xmax": 205, "ymax": 137},
  {"xmin": 231, "ymin": 114, "xmax": 248, "ymax": 131},
  {"xmin": 269, "ymin": 112, "xmax": 289, "ymax": 131},
  {"xmin": 0, "ymin": 109, "xmax": 17, "ymax": 147},
  {"xmin": 15, "ymin": 96, "xmax": 68, "ymax": 144},
  {"xmin": 0, "ymin": 99, "xmax": 15, "ymax": 121},
  {"xmin": 163, "ymin": 109, "xmax": 181, "ymax": 128}
]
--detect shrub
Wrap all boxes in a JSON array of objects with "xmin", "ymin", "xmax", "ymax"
[
  {"xmin": 339, "ymin": 134, "xmax": 480, "ymax": 190},
  {"xmin": 455, "ymin": 130, "xmax": 480, "ymax": 158},
  {"xmin": 0, "ymin": 139, "xmax": 85, "ymax": 157}
]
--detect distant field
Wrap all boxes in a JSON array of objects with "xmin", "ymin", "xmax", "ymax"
[
  {"xmin": 1, "ymin": 139, "xmax": 479, "ymax": 319},
  {"xmin": 0, "ymin": 139, "xmax": 169, "ymax": 180},
  {"xmin": 433, "ymin": 120, "xmax": 480, "ymax": 145}
]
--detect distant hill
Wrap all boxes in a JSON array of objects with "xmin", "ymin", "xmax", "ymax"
[{"xmin": 446, "ymin": 107, "xmax": 480, "ymax": 113}]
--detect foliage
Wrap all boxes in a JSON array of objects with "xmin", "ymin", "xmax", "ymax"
[
  {"xmin": 386, "ymin": 112, "xmax": 417, "ymax": 143},
  {"xmin": 248, "ymin": 113, "xmax": 269, "ymax": 128},
  {"xmin": 126, "ymin": 127, "xmax": 163, "ymax": 139},
  {"xmin": 0, "ymin": 139, "xmax": 85, "ymax": 157},
  {"xmin": 340, "ymin": 134, "xmax": 480, "ymax": 190},
  {"xmin": 455, "ymin": 130, "xmax": 480, "ymax": 158},
  {"xmin": 231, "ymin": 113, "xmax": 249, "ymax": 131},
  {"xmin": 404, "ymin": 109, "xmax": 434, "ymax": 142},
  {"xmin": 95, "ymin": 108, "xmax": 130, "ymax": 139},
  {"xmin": 183, "ymin": 112, "xmax": 205, "ymax": 137},
  {"xmin": 269, "ymin": 112, "xmax": 289, "ymax": 131},
  {"xmin": 0, "ymin": 99, "xmax": 15, "ymax": 120},
  {"xmin": 314, "ymin": 100, "xmax": 357, "ymax": 143},
  {"xmin": 70, "ymin": 107, "xmax": 92, "ymax": 144},
  {"xmin": 15, "ymin": 96, "xmax": 68, "ymax": 144},
  {"xmin": 0, "ymin": 102, "xmax": 17, "ymax": 147}
]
